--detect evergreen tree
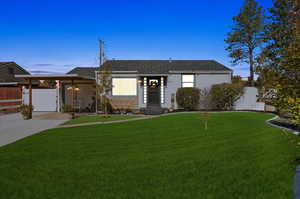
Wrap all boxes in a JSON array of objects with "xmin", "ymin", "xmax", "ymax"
[
  {"xmin": 260, "ymin": 0, "xmax": 300, "ymax": 126},
  {"xmin": 225, "ymin": 0, "xmax": 264, "ymax": 85},
  {"xmin": 259, "ymin": 0, "xmax": 295, "ymax": 70}
]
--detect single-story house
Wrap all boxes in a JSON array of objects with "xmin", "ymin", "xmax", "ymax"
[{"xmin": 17, "ymin": 60, "xmax": 232, "ymax": 114}]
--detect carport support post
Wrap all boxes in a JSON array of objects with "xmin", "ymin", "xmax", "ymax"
[
  {"xmin": 71, "ymin": 79, "xmax": 75, "ymax": 119},
  {"xmin": 29, "ymin": 79, "xmax": 32, "ymax": 119}
]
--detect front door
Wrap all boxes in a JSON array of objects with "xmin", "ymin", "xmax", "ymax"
[{"xmin": 147, "ymin": 78, "xmax": 160, "ymax": 106}]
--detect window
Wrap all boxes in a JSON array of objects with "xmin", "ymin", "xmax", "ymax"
[
  {"xmin": 182, "ymin": 74, "xmax": 194, "ymax": 88},
  {"xmin": 112, "ymin": 78, "xmax": 137, "ymax": 96}
]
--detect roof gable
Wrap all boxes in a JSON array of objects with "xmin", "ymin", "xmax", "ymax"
[{"xmin": 0, "ymin": 62, "xmax": 30, "ymax": 83}]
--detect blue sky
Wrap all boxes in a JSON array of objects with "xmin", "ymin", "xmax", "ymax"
[{"xmin": 0, "ymin": 0, "xmax": 273, "ymax": 76}]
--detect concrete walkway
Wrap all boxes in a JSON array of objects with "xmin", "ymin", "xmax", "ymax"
[
  {"xmin": 0, "ymin": 112, "xmax": 68, "ymax": 147},
  {"xmin": 59, "ymin": 115, "xmax": 158, "ymax": 128}
]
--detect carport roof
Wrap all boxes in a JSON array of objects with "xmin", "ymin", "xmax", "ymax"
[{"xmin": 15, "ymin": 74, "xmax": 95, "ymax": 81}]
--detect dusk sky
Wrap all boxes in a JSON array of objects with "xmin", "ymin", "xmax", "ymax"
[{"xmin": 0, "ymin": 0, "xmax": 273, "ymax": 76}]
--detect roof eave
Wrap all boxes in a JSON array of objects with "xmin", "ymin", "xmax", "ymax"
[
  {"xmin": 15, "ymin": 74, "xmax": 95, "ymax": 81},
  {"xmin": 168, "ymin": 70, "xmax": 233, "ymax": 74}
]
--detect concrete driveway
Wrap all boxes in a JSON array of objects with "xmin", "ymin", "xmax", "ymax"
[{"xmin": 0, "ymin": 112, "xmax": 69, "ymax": 147}]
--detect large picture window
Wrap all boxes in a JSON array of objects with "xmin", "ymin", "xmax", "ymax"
[
  {"xmin": 182, "ymin": 74, "xmax": 194, "ymax": 88},
  {"xmin": 112, "ymin": 78, "xmax": 137, "ymax": 96}
]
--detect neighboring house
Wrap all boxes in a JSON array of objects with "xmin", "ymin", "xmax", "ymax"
[
  {"xmin": 0, "ymin": 62, "xmax": 34, "ymax": 111},
  {"xmin": 17, "ymin": 60, "xmax": 233, "ymax": 114}
]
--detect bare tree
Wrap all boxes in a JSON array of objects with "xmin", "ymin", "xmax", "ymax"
[
  {"xmin": 199, "ymin": 89, "xmax": 211, "ymax": 130},
  {"xmin": 97, "ymin": 63, "xmax": 112, "ymax": 118}
]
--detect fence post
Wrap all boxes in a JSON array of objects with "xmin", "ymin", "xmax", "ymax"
[{"xmin": 29, "ymin": 79, "xmax": 32, "ymax": 119}]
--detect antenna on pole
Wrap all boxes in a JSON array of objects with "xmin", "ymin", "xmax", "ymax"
[{"xmin": 99, "ymin": 39, "xmax": 104, "ymax": 67}]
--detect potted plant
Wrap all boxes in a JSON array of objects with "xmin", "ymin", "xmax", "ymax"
[{"xmin": 17, "ymin": 104, "xmax": 34, "ymax": 120}]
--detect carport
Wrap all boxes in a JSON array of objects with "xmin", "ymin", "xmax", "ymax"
[{"xmin": 15, "ymin": 74, "xmax": 96, "ymax": 119}]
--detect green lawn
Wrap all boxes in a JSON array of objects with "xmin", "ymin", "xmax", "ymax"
[
  {"xmin": 0, "ymin": 112, "xmax": 299, "ymax": 199},
  {"xmin": 63, "ymin": 114, "xmax": 141, "ymax": 125}
]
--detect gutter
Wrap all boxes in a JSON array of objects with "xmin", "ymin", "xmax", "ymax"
[
  {"xmin": 168, "ymin": 70, "xmax": 232, "ymax": 74},
  {"xmin": 15, "ymin": 74, "xmax": 95, "ymax": 80},
  {"xmin": 0, "ymin": 82, "xmax": 19, "ymax": 85}
]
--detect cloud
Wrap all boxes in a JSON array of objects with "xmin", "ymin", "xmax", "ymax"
[
  {"xmin": 63, "ymin": 64, "xmax": 76, "ymax": 67},
  {"xmin": 32, "ymin": 64, "xmax": 55, "ymax": 67},
  {"xmin": 29, "ymin": 70, "xmax": 63, "ymax": 74}
]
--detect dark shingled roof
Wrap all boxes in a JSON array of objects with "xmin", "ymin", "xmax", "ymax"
[
  {"xmin": 103, "ymin": 60, "xmax": 232, "ymax": 74},
  {"xmin": 67, "ymin": 67, "xmax": 98, "ymax": 79},
  {"xmin": 0, "ymin": 62, "xmax": 31, "ymax": 83},
  {"xmin": 67, "ymin": 60, "xmax": 232, "ymax": 77}
]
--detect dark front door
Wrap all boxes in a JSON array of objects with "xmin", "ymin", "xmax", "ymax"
[{"xmin": 147, "ymin": 78, "xmax": 160, "ymax": 106}]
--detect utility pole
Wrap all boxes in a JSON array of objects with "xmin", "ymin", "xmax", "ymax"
[{"xmin": 99, "ymin": 39, "xmax": 104, "ymax": 67}]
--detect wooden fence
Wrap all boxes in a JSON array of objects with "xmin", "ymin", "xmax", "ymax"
[{"xmin": 0, "ymin": 87, "xmax": 22, "ymax": 111}]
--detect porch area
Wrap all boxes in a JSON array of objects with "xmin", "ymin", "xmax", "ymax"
[
  {"xmin": 15, "ymin": 74, "xmax": 96, "ymax": 119},
  {"xmin": 139, "ymin": 76, "xmax": 167, "ymax": 115}
]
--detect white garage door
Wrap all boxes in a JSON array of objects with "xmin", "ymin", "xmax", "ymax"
[{"xmin": 23, "ymin": 89, "xmax": 57, "ymax": 112}]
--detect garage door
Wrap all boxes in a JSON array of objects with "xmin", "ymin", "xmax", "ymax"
[{"xmin": 23, "ymin": 89, "xmax": 57, "ymax": 112}]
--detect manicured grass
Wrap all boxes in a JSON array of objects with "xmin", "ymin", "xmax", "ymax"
[
  {"xmin": 0, "ymin": 112, "xmax": 299, "ymax": 199},
  {"xmin": 63, "ymin": 114, "xmax": 141, "ymax": 125}
]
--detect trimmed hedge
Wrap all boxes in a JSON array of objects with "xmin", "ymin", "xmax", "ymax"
[
  {"xmin": 176, "ymin": 88, "xmax": 201, "ymax": 111},
  {"xmin": 210, "ymin": 83, "xmax": 244, "ymax": 110}
]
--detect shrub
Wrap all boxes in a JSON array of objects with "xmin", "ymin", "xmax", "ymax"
[
  {"xmin": 17, "ymin": 104, "xmax": 34, "ymax": 120},
  {"xmin": 176, "ymin": 88, "xmax": 201, "ymax": 111},
  {"xmin": 210, "ymin": 83, "xmax": 244, "ymax": 110},
  {"xmin": 62, "ymin": 104, "xmax": 73, "ymax": 113}
]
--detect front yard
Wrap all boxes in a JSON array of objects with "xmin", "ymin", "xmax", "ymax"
[{"xmin": 0, "ymin": 112, "xmax": 299, "ymax": 198}]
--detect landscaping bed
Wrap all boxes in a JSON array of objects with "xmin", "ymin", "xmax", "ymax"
[
  {"xmin": 0, "ymin": 112, "xmax": 299, "ymax": 198},
  {"xmin": 269, "ymin": 117, "xmax": 300, "ymax": 132}
]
